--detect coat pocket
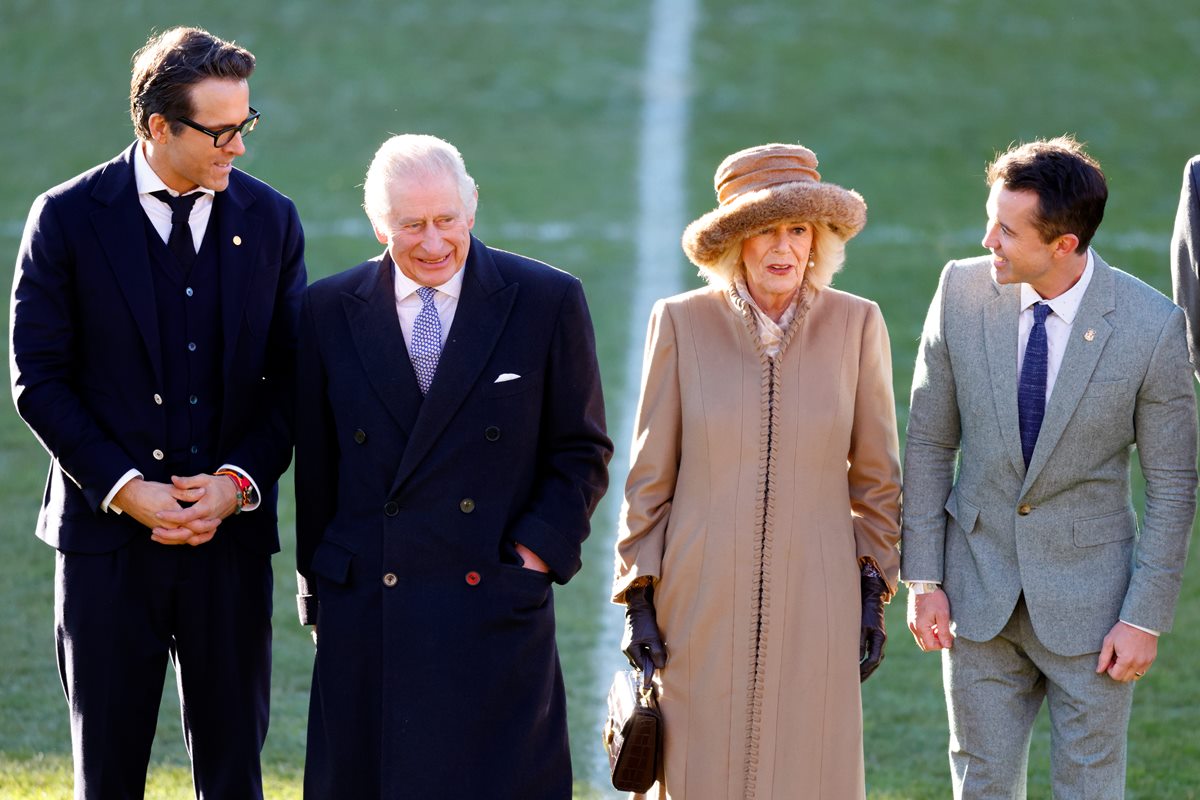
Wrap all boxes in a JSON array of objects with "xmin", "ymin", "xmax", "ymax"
[
  {"xmin": 1072, "ymin": 507, "xmax": 1136, "ymax": 547},
  {"xmin": 310, "ymin": 539, "xmax": 356, "ymax": 585},
  {"xmin": 945, "ymin": 491, "xmax": 981, "ymax": 534},
  {"xmin": 481, "ymin": 368, "xmax": 542, "ymax": 398}
]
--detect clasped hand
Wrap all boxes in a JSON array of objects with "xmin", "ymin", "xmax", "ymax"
[{"xmin": 113, "ymin": 474, "xmax": 240, "ymax": 546}]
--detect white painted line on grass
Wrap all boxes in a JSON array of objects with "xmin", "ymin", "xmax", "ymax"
[{"xmin": 588, "ymin": 0, "xmax": 696, "ymax": 790}]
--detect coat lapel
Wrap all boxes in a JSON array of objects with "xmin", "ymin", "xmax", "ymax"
[
  {"xmin": 90, "ymin": 144, "xmax": 164, "ymax": 388},
  {"xmin": 216, "ymin": 173, "xmax": 263, "ymax": 378},
  {"xmin": 1023, "ymin": 254, "xmax": 1115, "ymax": 489},
  {"xmin": 391, "ymin": 238, "xmax": 516, "ymax": 492},
  {"xmin": 983, "ymin": 281, "xmax": 1027, "ymax": 477},
  {"xmin": 345, "ymin": 254, "xmax": 424, "ymax": 436}
]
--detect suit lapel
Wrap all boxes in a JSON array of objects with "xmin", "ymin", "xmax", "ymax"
[
  {"xmin": 1023, "ymin": 254, "xmax": 1115, "ymax": 488},
  {"xmin": 344, "ymin": 254, "xmax": 424, "ymax": 436},
  {"xmin": 391, "ymin": 239, "xmax": 517, "ymax": 492},
  {"xmin": 983, "ymin": 281, "xmax": 1027, "ymax": 477},
  {"xmin": 216, "ymin": 173, "xmax": 263, "ymax": 378},
  {"xmin": 91, "ymin": 144, "xmax": 164, "ymax": 387}
]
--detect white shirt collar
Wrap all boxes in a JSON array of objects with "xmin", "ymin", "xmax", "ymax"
[
  {"xmin": 133, "ymin": 141, "xmax": 216, "ymax": 199},
  {"xmin": 1019, "ymin": 249, "xmax": 1094, "ymax": 326},
  {"xmin": 392, "ymin": 257, "xmax": 466, "ymax": 301}
]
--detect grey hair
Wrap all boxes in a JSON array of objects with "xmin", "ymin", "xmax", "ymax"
[
  {"xmin": 700, "ymin": 220, "xmax": 846, "ymax": 292},
  {"xmin": 363, "ymin": 134, "xmax": 478, "ymax": 231}
]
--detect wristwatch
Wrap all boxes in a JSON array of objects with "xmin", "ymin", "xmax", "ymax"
[{"xmin": 907, "ymin": 581, "xmax": 939, "ymax": 595}]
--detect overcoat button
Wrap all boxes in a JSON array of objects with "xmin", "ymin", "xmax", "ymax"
[
  {"xmin": 1018, "ymin": 504, "xmax": 1032, "ymax": 516},
  {"xmin": 153, "ymin": 394, "xmax": 163, "ymax": 405},
  {"xmin": 354, "ymin": 428, "xmax": 367, "ymax": 444},
  {"xmin": 465, "ymin": 571, "xmax": 481, "ymax": 586},
  {"xmin": 384, "ymin": 501, "xmax": 399, "ymax": 516},
  {"xmin": 383, "ymin": 573, "xmax": 398, "ymax": 588},
  {"xmin": 459, "ymin": 498, "xmax": 475, "ymax": 514},
  {"xmin": 152, "ymin": 449, "xmax": 165, "ymax": 461},
  {"xmin": 485, "ymin": 426, "xmax": 501, "ymax": 442}
]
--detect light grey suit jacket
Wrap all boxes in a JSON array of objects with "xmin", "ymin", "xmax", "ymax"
[
  {"xmin": 1171, "ymin": 155, "xmax": 1200, "ymax": 379},
  {"xmin": 901, "ymin": 252, "xmax": 1197, "ymax": 657}
]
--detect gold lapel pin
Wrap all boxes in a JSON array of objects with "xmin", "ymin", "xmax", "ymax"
[
  {"xmin": 232, "ymin": 235, "xmax": 242, "ymax": 246},
  {"xmin": 1084, "ymin": 329, "xmax": 1096, "ymax": 342}
]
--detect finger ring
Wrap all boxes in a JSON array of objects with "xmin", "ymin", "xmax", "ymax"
[{"xmin": 1134, "ymin": 671, "xmax": 1145, "ymax": 678}]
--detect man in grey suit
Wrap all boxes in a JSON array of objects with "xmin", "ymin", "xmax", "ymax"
[{"xmin": 902, "ymin": 136, "xmax": 1197, "ymax": 799}]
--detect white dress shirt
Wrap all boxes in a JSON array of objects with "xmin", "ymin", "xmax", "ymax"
[
  {"xmin": 134, "ymin": 140, "xmax": 215, "ymax": 250},
  {"xmin": 1016, "ymin": 250, "xmax": 1095, "ymax": 400},
  {"xmin": 392, "ymin": 261, "xmax": 465, "ymax": 348},
  {"xmin": 104, "ymin": 143, "xmax": 258, "ymax": 514}
]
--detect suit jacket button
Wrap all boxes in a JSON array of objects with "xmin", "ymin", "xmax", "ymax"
[
  {"xmin": 382, "ymin": 573, "xmax": 398, "ymax": 588},
  {"xmin": 1018, "ymin": 504, "xmax": 1032, "ymax": 516},
  {"xmin": 459, "ymin": 498, "xmax": 475, "ymax": 514},
  {"xmin": 384, "ymin": 501, "xmax": 399, "ymax": 516},
  {"xmin": 153, "ymin": 394, "xmax": 163, "ymax": 405},
  {"xmin": 354, "ymin": 428, "xmax": 367, "ymax": 444},
  {"xmin": 152, "ymin": 449, "xmax": 165, "ymax": 461},
  {"xmin": 465, "ymin": 571, "xmax": 481, "ymax": 586},
  {"xmin": 485, "ymin": 426, "xmax": 501, "ymax": 442}
]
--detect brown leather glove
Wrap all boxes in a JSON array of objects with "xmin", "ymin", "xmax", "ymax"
[
  {"xmin": 621, "ymin": 582, "xmax": 667, "ymax": 675},
  {"xmin": 860, "ymin": 572, "xmax": 888, "ymax": 682}
]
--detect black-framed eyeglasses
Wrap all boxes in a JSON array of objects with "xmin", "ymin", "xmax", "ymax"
[{"xmin": 176, "ymin": 107, "xmax": 260, "ymax": 148}]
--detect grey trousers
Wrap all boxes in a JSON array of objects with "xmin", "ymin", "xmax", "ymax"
[{"xmin": 943, "ymin": 596, "xmax": 1134, "ymax": 800}]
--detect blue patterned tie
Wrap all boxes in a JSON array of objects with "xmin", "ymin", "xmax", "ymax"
[
  {"xmin": 1017, "ymin": 302, "xmax": 1051, "ymax": 468},
  {"xmin": 410, "ymin": 286, "xmax": 442, "ymax": 395}
]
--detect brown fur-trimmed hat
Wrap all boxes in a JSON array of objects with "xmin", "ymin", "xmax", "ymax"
[{"xmin": 682, "ymin": 143, "xmax": 867, "ymax": 268}]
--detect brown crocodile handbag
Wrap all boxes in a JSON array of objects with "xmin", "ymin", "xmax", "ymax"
[{"xmin": 602, "ymin": 667, "xmax": 662, "ymax": 792}]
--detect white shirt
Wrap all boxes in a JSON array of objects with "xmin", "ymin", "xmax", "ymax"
[
  {"xmin": 392, "ymin": 261, "xmax": 465, "ymax": 348},
  {"xmin": 104, "ymin": 143, "xmax": 258, "ymax": 514},
  {"xmin": 133, "ymin": 141, "xmax": 215, "ymax": 252},
  {"xmin": 1016, "ymin": 250, "xmax": 1095, "ymax": 401}
]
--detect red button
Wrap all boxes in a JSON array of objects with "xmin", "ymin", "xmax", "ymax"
[{"xmin": 465, "ymin": 571, "xmax": 481, "ymax": 586}]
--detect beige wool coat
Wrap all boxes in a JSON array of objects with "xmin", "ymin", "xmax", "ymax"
[{"xmin": 614, "ymin": 282, "xmax": 901, "ymax": 800}]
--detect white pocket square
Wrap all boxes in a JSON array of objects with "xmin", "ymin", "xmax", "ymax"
[{"xmin": 494, "ymin": 373, "xmax": 521, "ymax": 383}]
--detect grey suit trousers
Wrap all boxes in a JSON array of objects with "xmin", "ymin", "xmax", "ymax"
[{"xmin": 944, "ymin": 596, "xmax": 1134, "ymax": 800}]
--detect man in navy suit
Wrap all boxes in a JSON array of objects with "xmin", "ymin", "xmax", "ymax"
[
  {"xmin": 295, "ymin": 134, "xmax": 611, "ymax": 798},
  {"xmin": 10, "ymin": 27, "xmax": 305, "ymax": 799}
]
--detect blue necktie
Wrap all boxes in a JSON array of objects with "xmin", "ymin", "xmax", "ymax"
[
  {"xmin": 410, "ymin": 286, "xmax": 442, "ymax": 395},
  {"xmin": 1017, "ymin": 302, "xmax": 1051, "ymax": 468},
  {"xmin": 151, "ymin": 190, "xmax": 200, "ymax": 269}
]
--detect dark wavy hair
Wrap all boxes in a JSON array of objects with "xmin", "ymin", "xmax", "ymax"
[
  {"xmin": 129, "ymin": 27, "xmax": 255, "ymax": 140},
  {"xmin": 986, "ymin": 135, "xmax": 1107, "ymax": 253}
]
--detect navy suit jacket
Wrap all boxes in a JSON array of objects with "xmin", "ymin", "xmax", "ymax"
[
  {"xmin": 10, "ymin": 143, "xmax": 306, "ymax": 555},
  {"xmin": 293, "ymin": 238, "xmax": 611, "ymax": 797}
]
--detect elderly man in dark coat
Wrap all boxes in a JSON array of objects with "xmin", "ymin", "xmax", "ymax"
[{"xmin": 294, "ymin": 133, "xmax": 611, "ymax": 799}]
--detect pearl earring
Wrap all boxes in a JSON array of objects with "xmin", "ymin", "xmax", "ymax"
[{"xmin": 807, "ymin": 257, "xmax": 815, "ymax": 268}]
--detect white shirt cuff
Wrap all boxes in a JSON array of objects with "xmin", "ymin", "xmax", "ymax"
[
  {"xmin": 1120, "ymin": 619, "xmax": 1160, "ymax": 637},
  {"xmin": 103, "ymin": 469, "xmax": 144, "ymax": 514}
]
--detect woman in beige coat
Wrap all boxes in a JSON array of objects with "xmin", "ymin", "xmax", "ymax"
[{"xmin": 613, "ymin": 144, "xmax": 901, "ymax": 800}]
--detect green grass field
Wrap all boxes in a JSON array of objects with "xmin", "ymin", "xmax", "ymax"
[{"xmin": 2, "ymin": 0, "xmax": 1198, "ymax": 797}]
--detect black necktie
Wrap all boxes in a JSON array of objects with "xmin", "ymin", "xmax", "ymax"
[{"xmin": 151, "ymin": 190, "xmax": 200, "ymax": 268}]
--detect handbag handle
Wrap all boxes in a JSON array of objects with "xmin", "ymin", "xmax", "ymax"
[{"xmin": 638, "ymin": 650, "xmax": 656, "ymax": 697}]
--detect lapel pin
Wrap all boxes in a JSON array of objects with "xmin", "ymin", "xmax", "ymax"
[
  {"xmin": 1084, "ymin": 329, "xmax": 1095, "ymax": 342},
  {"xmin": 232, "ymin": 235, "xmax": 242, "ymax": 246}
]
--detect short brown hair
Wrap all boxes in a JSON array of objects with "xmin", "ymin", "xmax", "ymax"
[
  {"xmin": 129, "ymin": 27, "xmax": 255, "ymax": 140},
  {"xmin": 986, "ymin": 135, "xmax": 1107, "ymax": 252}
]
